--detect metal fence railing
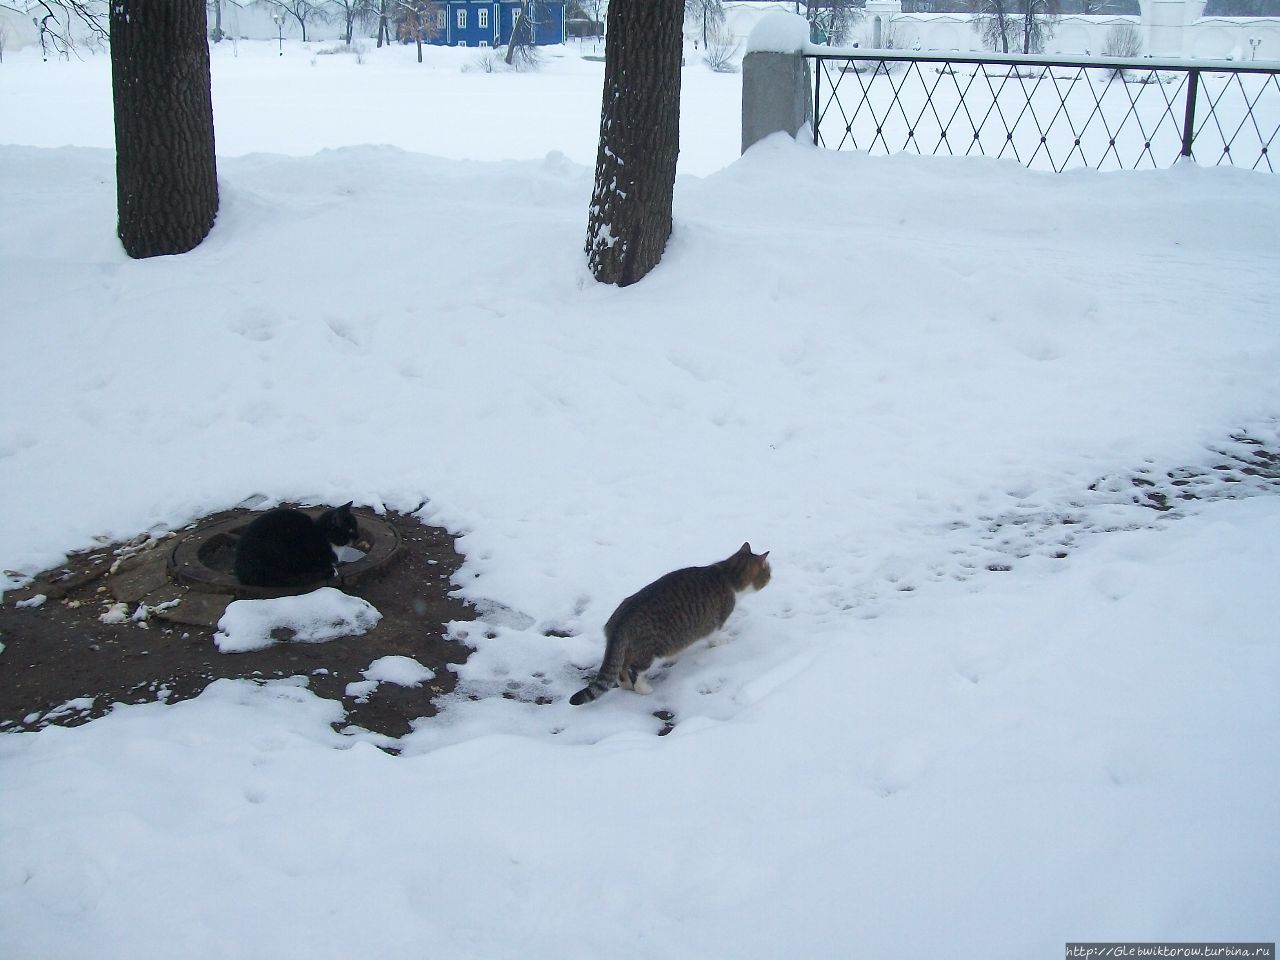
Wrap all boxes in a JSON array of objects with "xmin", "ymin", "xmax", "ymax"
[{"xmin": 809, "ymin": 51, "xmax": 1280, "ymax": 172}]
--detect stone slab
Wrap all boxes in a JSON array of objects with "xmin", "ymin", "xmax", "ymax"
[
  {"xmin": 109, "ymin": 553, "xmax": 172, "ymax": 604},
  {"xmin": 149, "ymin": 589, "xmax": 231, "ymax": 629}
]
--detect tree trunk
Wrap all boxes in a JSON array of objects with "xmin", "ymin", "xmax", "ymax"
[
  {"xmin": 110, "ymin": 0, "xmax": 218, "ymax": 260},
  {"xmin": 505, "ymin": 1, "xmax": 528, "ymax": 65},
  {"xmin": 377, "ymin": 0, "xmax": 388, "ymax": 47},
  {"xmin": 212, "ymin": 0, "xmax": 223, "ymax": 40},
  {"xmin": 584, "ymin": 0, "xmax": 683, "ymax": 287}
]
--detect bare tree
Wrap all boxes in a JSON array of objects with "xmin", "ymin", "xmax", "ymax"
[
  {"xmin": 972, "ymin": 0, "xmax": 1059, "ymax": 53},
  {"xmin": 505, "ymin": 0, "xmax": 548, "ymax": 68},
  {"xmin": 328, "ymin": 0, "xmax": 376, "ymax": 43},
  {"xmin": 702, "ymin": 20, "xmax": 741, "ymax": 71},
  {"xmin": 208, "ymin": 0, "xmax": 224, "ymax": 41},
  {"xmin": 1018, "ymin": 0, "xmax": 1060, "ymax": 53},
  {"xmin": 802, "ymin": 0, "xmax": 860, "ymax": 46},
  {"xmin": 388, "ymin": 0, "xmax": 441, "ymax": 62},
  {"xmin": 1101, "ymin": 21, "xmax": 1141, "ymax": 57},
  {"xmin": 22, "ymin": 1, "xmax": 108, "ymax": 60},
  {"xmin": 256, "ymin": 0, "xmax": 328, "ymax": 42},
  {"xmin": 0, "ymin": 22, "xmax": 8, "ymax": 61},
  {"xmin": 970, "ymin": 0, "xmax": 1016, "ymax": 52},
  {"xmin": 110, "ymin": 0, "xmax": 218, "ymax": 258},
  {"xmin": 1101, "ymin": 19, "xmax": 1140, "ymax": 77},
  {"xmin": 685, "ymin": 0, "xmax": 724, "ymax": 48},
  {"xmin": 585, "ymin": 0, "xmax": 683, "ymax": 286}
]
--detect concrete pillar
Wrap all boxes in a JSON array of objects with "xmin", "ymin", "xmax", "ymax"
[
  {"xmin": 1139, "ymin": 0, "xmax": 1207, "ymax": 57},
  {"xmin": 865, "ymin": 0, "xmax": 903, "ymax": 47},
  {"xmin": 741, "ymin": 12, "xmax": 813, "ymax": 154}
]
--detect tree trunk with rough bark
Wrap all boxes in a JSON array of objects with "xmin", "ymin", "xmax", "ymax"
[
  {"xmin": 584, "ymin": 0, "xmax": 683, "ymax": 287},
  {"xmin": 505, "ymin": 1, "xmax": 528, "ymax": 64},
  {"xmin": 110, "ymin": 0, "xmax": 218, "ymax": 259}
]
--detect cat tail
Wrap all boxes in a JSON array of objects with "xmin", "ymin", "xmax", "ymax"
[{"xmin": 569, "ymin": 631, "xmax": 627, "ymax": 706}]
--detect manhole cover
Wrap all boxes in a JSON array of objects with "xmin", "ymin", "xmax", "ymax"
[{"xmin": 169, "ymin": 507, "xmax": 403, "ymax": 599}]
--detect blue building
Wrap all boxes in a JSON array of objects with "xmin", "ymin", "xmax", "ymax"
[{"xmin": 434, "ymin": 1, "xmax": 566, "ymax": 47}]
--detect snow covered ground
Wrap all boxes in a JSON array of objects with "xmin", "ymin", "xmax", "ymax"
[{"xmin": 2, "ymin": 40, "xmax": 1279, "ymax": 958}]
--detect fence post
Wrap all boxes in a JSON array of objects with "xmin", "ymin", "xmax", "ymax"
[
  {"xmin": 814, "ymin": 55, "xmax": 821, "ymax": 146},
  {"xmin": 741, "ymin": 12, "xmax": 814, "ymax": 154},
  {"xmin": 1181, "ymin": 67, "xmax": 1200, "ymax": 159}
]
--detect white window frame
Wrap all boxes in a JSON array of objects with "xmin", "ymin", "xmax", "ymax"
[
  {"xmin": 456, "ymin": 8, "xmax": 466, "ymax": 29},
  {"xmin": 478, "ymin": 7, "xmax": 488, "ymax": 29}
]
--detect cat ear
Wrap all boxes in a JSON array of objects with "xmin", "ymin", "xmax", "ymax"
[
  {"xmin": 340, "ymin": 501, "xmax": 353, "ymax": 510},
  {"xmin": 739, "ymin": 542, "xmax": 752, "ymax": 555}
]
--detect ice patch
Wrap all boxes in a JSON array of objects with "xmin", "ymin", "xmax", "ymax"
[{"xmin": 334, "ymin": 544, "xmax": 366, "ymax": 563}]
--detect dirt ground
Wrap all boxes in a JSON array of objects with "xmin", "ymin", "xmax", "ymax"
[{"xmin": 0, "ymin": 508, "xmax": 476, "ymax": 740}]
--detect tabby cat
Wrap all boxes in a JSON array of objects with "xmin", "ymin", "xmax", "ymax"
[
  {"xmin": 233, "ymin": 502, "xmax": 360, "ymax": 588},
  {"xmin": 569, "ymin": 542, "xmax": 771, "ymax": 705}
]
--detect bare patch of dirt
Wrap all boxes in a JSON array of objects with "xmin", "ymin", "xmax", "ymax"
[{"xmin": 0, "ymin": 508, "xmax": 475, "ymax": 740}]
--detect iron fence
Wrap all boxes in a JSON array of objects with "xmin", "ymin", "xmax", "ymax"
[{"xmin": 810, "ymin": 50, "xmax": 1280, "ymax": 172}]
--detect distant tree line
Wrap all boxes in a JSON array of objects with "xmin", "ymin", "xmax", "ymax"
[
  {"xmin": 902, "ymin": 0, "xmax": 1142, "ymax": 12},
  {"xmin": 1202, "ymin": 0, "xmax": 1280, "ymax": 14},
  {"xmin": 807, "ymin": 0, "xmax": 1278, "ymax": 18}
]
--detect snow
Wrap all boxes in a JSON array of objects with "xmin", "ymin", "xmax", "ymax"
[
  {"xmin": 746, "ymin": 10, "xmax": 812, "ymax": 54},
  {"xmin": 2, "ymin": 38, "xmax": 1279, "ymax": 959},
  {"xmin": 98, "ymin": 601, "xmax": 130, "ymax": 624},
  {"xmin": 346, "ymin": 655, "xmax": 436, "ymax": 704},
  {"xmin": 0, "ymin": 39, "xmax": 738, "ymax": 178},
  {"xmin": 362, "ymin": 655, "xmax": 436, "ymax": 687},
  {"xmin": 344, "ymin": 678, "xmax": 379, "ymax": 701},
  {"xmin": 213, "ymin": 588, "xmax": 382, "ymax": 654}
]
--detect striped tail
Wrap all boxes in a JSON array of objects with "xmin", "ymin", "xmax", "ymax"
[
  {"xmin": 569, "ymin": 633, "xmax": 626, "ymax": 706},
  {"xmin": 569, "ymin": 677, "xmax": 612, "ymax": 705}
]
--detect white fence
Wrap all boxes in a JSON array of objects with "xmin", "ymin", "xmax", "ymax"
[{"xmin": 723, "ymin": 1, "xmax": 1280, "ymax": 62}]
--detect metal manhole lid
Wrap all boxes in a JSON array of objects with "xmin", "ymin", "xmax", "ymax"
[{"xmin": 168, "ymin": 507, "xmax": 402, "ymax": 599}]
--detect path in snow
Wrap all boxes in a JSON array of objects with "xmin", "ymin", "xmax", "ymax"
[
  {"xmin": 424, "ymin": 423, "xmax": 1280, "ymax": 748},
  {"xmin": 861, "ymin": 422, "xmax": 1280, "ymax": 609}
]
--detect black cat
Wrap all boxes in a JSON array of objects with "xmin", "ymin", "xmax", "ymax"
[{"xmin": 233, "ymin": 502, "xmax": 360, "ymax": 588}]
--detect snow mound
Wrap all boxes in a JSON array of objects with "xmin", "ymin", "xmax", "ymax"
[
  {"xmin": 362, "ymin": 655, "xmax": 435, "ymax": 687},
  {"xmin": 214, "ymin": 588, "xmax": 381, "ymax": 654},
  {"xmin": 746, "ymin": 11, "xmax": 811, "ymax": 54}
]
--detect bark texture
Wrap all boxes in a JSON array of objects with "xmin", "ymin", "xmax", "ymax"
[
  {"xmin": 585, "ymin": 0, "xmax": 683, "ymax": 286},
  {"xmin": 505, "ymin": 1, "xmax": 529, "ymax": 64},
  {"xmin": 110, "ymin": 0, "xmax": 219, "ymax": 260}
]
